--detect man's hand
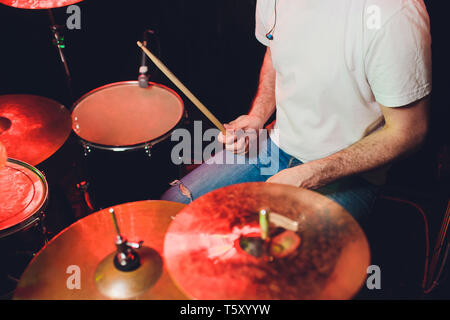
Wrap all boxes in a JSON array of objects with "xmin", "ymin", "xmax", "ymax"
[
  {"xmin": 266, "ymin": 163, "xmax": 326, "ymax": 189},
  {"xmin": 217, "ymin": 48, "xmax": 276, "ymax": 155},
  {"xmin": 217, "ymin": 115, "xmax": 265, "ymax": 154}
]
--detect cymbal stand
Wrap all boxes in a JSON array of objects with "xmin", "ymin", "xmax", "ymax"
[
  {"xmin": 47, "ymin": 9, "xmax": 73, "ymax": 103},
  {"xmin": 109, "ymin": 208, "xmax": 143, "ymax": 271}
]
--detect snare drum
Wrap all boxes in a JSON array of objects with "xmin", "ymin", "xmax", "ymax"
[
  {"xmin": 72, "ymin": 81, "xmax": 185, "ymax": 209},
  {"xmin": 0, "ymin": 159, "xmax": 48, "ymax": 239},
  {"xmin": 0, "ymin": 158, "xmax": 48, "ymax": 294}
]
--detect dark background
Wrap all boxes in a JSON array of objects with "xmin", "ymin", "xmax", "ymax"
[
  {"xmin": 0, "ymin": 0, "xmax": 449, "ymax": 299},
  {"xmin": 0, "ymin": 0, "xmax": 266, "ymax": 124}
]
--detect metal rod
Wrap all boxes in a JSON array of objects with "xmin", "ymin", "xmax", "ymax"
[
  {"xmin": 109, "ymin": 208, "xmax": 121, "ymax": 236},
  {"xmin": 47, "ymin": 9, "xmax": 73, "ymax": 104},
  {"xmin": 259, "ymin": 209, "xmax": 270, "ymax": 241}
]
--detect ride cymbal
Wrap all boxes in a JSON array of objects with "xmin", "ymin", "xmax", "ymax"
[
  {"xmin": 0, "ymin": 0, "xmax": 82, "ymax": 9},
  {"xmin": 0, "ymin": 94, "xmax": 71, "ymax": 166},
  {"xmin": 164, "ymin": 182, "xmax": 370, "ymax": 300},
  {"xmin": 14, "ymin": 200, "xmax": 189, "ymax": 300}
]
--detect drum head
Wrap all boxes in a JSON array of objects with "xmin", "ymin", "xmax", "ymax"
[
  {"xmin": 72, "ymin": 82, "xmax": 184, "ymax": 147},
  {"xmin": 0, "ymin": 159, "xmax": 47, "ymax": 237}
]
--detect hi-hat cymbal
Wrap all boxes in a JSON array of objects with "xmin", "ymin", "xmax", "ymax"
[
  {"xmin": 164, "ymin": 182, "xmax": 370, "ymax": 300},
  {"xmin": 0, "ymin": 0, "xmax": 82, "ymax": 9},
  {"xmin": 0, "ymin": 94, "xmax": 71, "ymax": 166},
  {"xmin": 14, "ymin": 201, "xmax": 189, "ymax": 300}
]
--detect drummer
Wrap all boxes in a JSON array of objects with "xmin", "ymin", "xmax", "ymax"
[{"xmin": 162, "ymin": 0, "xmax": 432, "ymax": 224}]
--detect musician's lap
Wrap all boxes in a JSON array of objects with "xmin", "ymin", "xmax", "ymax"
[{"xmin": 161, "ymin": 137, "xmax": 379, "ymax": 225}]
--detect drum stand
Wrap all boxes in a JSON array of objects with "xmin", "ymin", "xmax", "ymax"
[
  {"xmin": 47, "ymin": 9, "xmax": 73, "ymax": 104},
  {"xmin": 425, "ymin": 199, "xmax": 450, "ymax": 293},
  {"xmin": 0, "ymin": 214, "xmax": 49, "ymax": 299}
]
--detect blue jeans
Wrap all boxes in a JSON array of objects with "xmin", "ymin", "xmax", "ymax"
[{"xmin": 161, "ymin": 136, "xmax": 379, "ymax": 225}]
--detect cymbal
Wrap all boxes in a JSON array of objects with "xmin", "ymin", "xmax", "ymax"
[
  {"xmin": 0, "ymin": 142, "xmax": 5, "ymax": 169},
  {"xmin": 14, "ymin": 201, "xmax": 190, "ymax": 300},
  {"xmin": 0, "ymin": 0, "xmax": 83, "ymax": 9},
  {"xmin": 0, "ymin": 94, "xmax": 71, "ymax": 166},
  {"xmin": 164, "ymin": 182, "xmax": 370, "ymax": 300}
]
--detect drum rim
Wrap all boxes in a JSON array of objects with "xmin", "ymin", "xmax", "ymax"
[
  {"xmin": 0, "ymin": 158, "xmax": 48, "ymax": 238},
  {"xmin": 71, "ymin": 81, "xmax": 185, "ymax": 151}
]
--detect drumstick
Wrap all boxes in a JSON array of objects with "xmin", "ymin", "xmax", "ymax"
[{"xmin": 137, "ymin": 41, "xmax": 226, "ymax": 133}]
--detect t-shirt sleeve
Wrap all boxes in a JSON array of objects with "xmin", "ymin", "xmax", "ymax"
[
  {"xmin": 365, "ymin": 1, "xmax": 432, "ymax": 107},
  {"xmin": 255, "ymin": 0, "xmax": 271, "ymax": 47}
]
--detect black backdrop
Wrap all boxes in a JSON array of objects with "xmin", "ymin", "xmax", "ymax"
[{"xmin": 0, "ymin": 0, "xmax": 266, "ymax": 125}]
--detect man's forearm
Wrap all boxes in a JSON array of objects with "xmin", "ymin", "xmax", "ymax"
[
  {"xmin": 266, "ymin": 123, "xmax": 427, "ymax": 189},
  {"xmin": 298, "ymin": 98, "xmax": 430, "ymax": 188},
  {"xmin": 249, "ymin": 48, "xmax": 276, "ymax": 123},
  {"xmin": 309, "ymin": 126, "xmax": 424, "ymax": 186},
  {"xmin": 266, "ymin": 97, "xmax": 430, "ymax": 189}
]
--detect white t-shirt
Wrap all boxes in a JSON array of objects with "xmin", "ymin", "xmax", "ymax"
[{"xmin": 256, "ymin": 0, "xmax": 432, "ymax": 163}]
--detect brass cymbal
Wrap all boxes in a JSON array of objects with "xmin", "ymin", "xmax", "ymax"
[
  {"xmin": 0, "ymin": 94, "xmax": 71, "ymax": 166},
  {"xmin": 14, "ymin": 200, "xmax": 189, "ymax": 300},
  {"xmin": 0, "ymin": 0, "xmax": 83, "ymax": 9},
  {"xmin": 94, "ymin": 246, "xmax": 164, "ymax": 300},
  {"xmin": 164, "ymin": 182, "xmax": 370, "ymax": 300}
]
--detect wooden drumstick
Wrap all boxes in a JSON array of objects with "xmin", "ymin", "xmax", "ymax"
[{"xmin": 137, "ymin": 41, "xmax": 226, "ymax": 133}]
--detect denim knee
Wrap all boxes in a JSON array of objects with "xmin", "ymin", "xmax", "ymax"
[{"xmin": 160, "ymin": 180, "xmax": 193, "ymax": 204}]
